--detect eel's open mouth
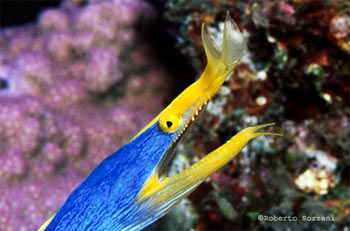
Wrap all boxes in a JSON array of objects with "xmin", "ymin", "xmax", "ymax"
[{"xmin": 157, "ymin": 100, "xmax": 210, "ymax": 178}]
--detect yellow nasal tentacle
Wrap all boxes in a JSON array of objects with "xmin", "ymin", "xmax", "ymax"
[{"xmin": 202, "ymin": 12, "xmax": 247, "ymax": 80}]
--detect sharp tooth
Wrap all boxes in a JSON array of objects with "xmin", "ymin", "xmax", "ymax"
[
  {"xmin": 195, "ymin": 111, "xmax": 198, "ymax": 116},
  {"xmin": 191, "ymin": 117, "xmax": 195, "ymax": 121}
]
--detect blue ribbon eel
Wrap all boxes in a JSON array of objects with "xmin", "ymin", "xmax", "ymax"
[{"xmin": 39, "ymin": 12, "xmax": 280, "ymax": 231}]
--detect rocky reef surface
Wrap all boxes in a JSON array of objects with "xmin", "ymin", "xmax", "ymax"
[{"xmin": 149, "ymin": 0, "xmax": 349, "ymax": 230}]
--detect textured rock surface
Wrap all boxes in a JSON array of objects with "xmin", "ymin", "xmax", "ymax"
[{"xmin": 149, "ymin": 0, "xmax": 349, "ymax": 230}]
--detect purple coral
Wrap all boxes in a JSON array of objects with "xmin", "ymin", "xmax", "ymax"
[
  {"xmin": 8, "ymin": 52, "xmax": 53, "ymax": 96},
  {"xmin": 0, "ymin": 0, "xmax": 167, "ymax": 230},
  {"xmin": 39, "ymin": 9, "xmax": 70, "ymax": 32},
  {"xmin": 84, "ymin": 47, "xmax": 122, "ymax": 92},
  {"xmin": 46, "ymin": 32, "xmax": 73, "ymax": 62},
  {"xmin": 0, "ymin": 149, "xmax": 26, "ymax": 180}
]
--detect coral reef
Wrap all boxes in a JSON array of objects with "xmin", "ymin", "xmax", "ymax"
[
  {"xmin": 0, "ymin": 0, "xmax": 171, "ymax": 230},
  {"xmin": 1, "ymin": 0, "xmax": 349, "ymax": 230},
  {"xmin": 149, "ymin": 0, "xmax": 349, "ymax": 230}
]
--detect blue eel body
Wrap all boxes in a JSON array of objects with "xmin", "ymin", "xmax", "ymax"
[{"xmin": 46, "ymin": 123, "xmax": 177, "ymax": 230}]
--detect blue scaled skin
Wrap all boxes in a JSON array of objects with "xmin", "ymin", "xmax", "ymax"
[
  {"xmin": 46, "ymin": 123, "xmax": 179, "ymax": 230},
  {"xmin": 40, "ymin": 13, "xmax": 279, "ymax": 231}
]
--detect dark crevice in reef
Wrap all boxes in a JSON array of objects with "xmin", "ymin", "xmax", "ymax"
[
  {"xmin": 1, "ymin": 0, "xmax": 60, "ymax": 27},
  {"xmin": 145, "ymin": 0, "xmax": 197, "ymax": 104}
]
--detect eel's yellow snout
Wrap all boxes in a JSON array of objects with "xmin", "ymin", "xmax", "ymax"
[
  {"xmin": 161, "ymin": 12, "xmax": 248, "ymax": 131},
  {"xmin": 133, "ymin": 12, "xmax": 248, "ymax": 141}
]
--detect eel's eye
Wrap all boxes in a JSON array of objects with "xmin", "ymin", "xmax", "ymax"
[{"xmin": 159, "ymin": 114, "xmax": 182, "ymax": 133}]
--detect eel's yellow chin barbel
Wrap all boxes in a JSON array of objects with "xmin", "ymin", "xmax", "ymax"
[{"xmin": 40, "ymin": 12, "xmax": 280, "ymax": 231}]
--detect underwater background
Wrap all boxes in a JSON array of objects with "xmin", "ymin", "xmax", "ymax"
[{"xmin": 0, "ymin": 0, "xmax": 349, "ymax": 230}]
